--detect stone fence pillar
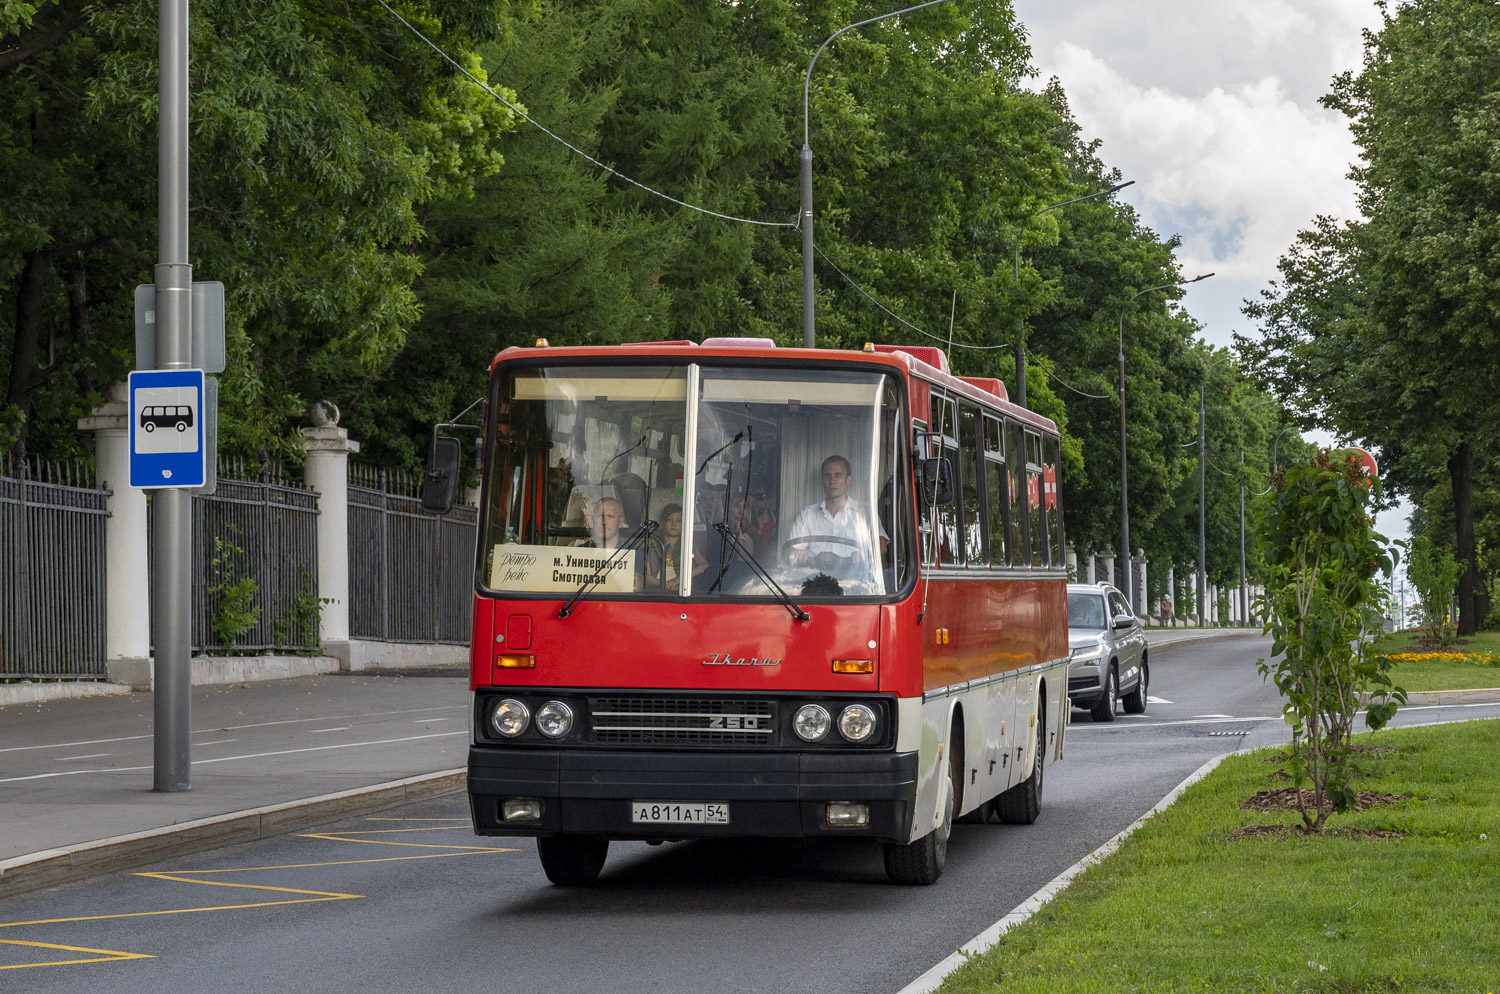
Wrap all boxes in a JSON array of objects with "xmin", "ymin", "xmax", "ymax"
[
  {"xmin": 1132, "ymin": 549, "xmax": 1148, "ymax": 616},
  {"xmin": 303, "ymin": 408, "xmax": 359, "ymax": 651},
  {"xmin": 79, "ymin": 383, "xmax": 151, "ymax": 670},
  {"xmin": 1097, "ymin": 547, "xmax": 1115, "ymax": 591}
]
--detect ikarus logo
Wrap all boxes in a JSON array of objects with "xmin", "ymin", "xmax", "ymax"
[{"xmin": 700, "ymin": 652, "xmax": 782, "ymax": 666}]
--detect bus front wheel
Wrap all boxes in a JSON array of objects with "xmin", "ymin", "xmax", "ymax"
[
  {"xmin": 536, "ymin": 835, "xmax": 608, "ymax": 886},
  {"xmin": 883, "ymin": 749, "xmax": 955, "ymax": 885}
]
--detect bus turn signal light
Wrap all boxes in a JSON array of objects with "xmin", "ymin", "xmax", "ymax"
[
  {"xmin": 832, "ymin": 659, "xmax": 873, "ymax": 674},
  {"xmin": 496, "ymin": 654, "xmax": 536, "ymax": 669}
]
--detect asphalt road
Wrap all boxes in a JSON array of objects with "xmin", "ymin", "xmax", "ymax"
[{"xmin": 4, "ymin": 635, "xmax": 1496, "ymax": 994}]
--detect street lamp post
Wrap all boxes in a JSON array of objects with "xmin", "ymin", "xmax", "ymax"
[
  {"xmin": 1117, "ymin": 272, "xmax": 1213, "ymax": 612},
  {"xmin": 1010, "ymin": 181, "xmax": 1134, "ymax": 407},
  {"xmin": 1237, "ymin": 398, "xmax": 1279, "ymax": 626},
  {"xmin": 1198, "ymin": 353, "xmax": 1232, "ymax": 627},
  {"xmin": 802, "ymin": 0, "xmax": 952, "ymax": 348}
]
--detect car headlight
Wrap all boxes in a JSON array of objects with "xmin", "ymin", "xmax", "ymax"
[
  {"xmin": 1070, "ymin": 644, "xmax": 1104, "ymax": 662},
  {"xmin": 793, "ymin": 704, "xmax": 831, "ymax": 742},
  {"xmin": 535, "ymin": 700, "xmax": 574, "ymax": 738},
  {"xmin": 838, "ymin": 704, "xmax": 877, "ymax": 742},
  {"xmin": 490, "ymin": 699, "xmax": 530, "ymax": 738}
]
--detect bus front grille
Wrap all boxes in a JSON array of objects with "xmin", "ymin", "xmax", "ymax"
[{"xmin": 587, "ymin": 697, "xmax": 777, "ymax": 747}]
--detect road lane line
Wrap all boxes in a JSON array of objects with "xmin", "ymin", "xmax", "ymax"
[
  {"xmin": 54, "ymin": 753, "xmax": 110, "ymax": 762},
  {"xmin": 0, "ymin": 731, "xmax": 466, "ymax": 784},
  {"xmin": 309, "ymin": 727, "xmax": 352, "ymax": 734},
  {"xmin": 0, "ymin": 938, "xmax": 153, "ymax": 970},
  {"xmin": 194, "ymin": 739, "xmax": 238, "ymax": 747}
]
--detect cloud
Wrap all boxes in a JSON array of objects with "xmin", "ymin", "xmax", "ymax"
[{"xmin": 1047, "ymin": 42, "xmax": 1361, "ymax": 282}]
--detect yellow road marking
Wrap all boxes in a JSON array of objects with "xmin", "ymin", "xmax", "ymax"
[
  {"xmin": 305, "ymin": 826, "xmax": 476, "ymax": 835},
  {"xmin": 362, "ymin": 817, "xmax": 470, "ymax": 822},
  {"xmin": 0, "ymin": 824, "xmax": 516, "ymax": 972},
  {"xmin": 0, "ymin": 939, "xmax": 153, "ymax": 970}
]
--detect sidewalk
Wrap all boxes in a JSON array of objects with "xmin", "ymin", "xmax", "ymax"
[{"xmin": 0, "ymin": 671, "xmax": 468, "ymax": 898}]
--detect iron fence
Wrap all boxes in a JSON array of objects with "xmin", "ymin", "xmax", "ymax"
[
  {"xmin": 348, "ymin": 465, "xmax": 476, "ymax": 643},
  {"xmin": 0, "ymin": 459, "xmax": 110, "ymax": 678},
  {"xmin": 148, "ymin": 459, "xmax": 322, "ymax": 654}
]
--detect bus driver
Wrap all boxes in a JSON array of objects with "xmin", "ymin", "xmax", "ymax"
[{"xmin": 786, "ymin": 455, "xmax": 888, "ymax": 580}]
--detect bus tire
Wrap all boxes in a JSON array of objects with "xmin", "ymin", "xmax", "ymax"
[
  {"xmin": 997, "ymin": 704, "xmax": 1045, "ymax": 825},
  {"xmin": 1122, "ymin": 657, "xmax": 1149, "ymax": 714},
  {"xmin": 883, "ymin": 749, "xmax": 955, "ymax": 885},
  {"xmin": 536, "ymin": 835, "xmax": 608, "ymax": 886},
  {"xmin": 1090, "ymin": 666, "xmax": 1118, "ymax": 722}
]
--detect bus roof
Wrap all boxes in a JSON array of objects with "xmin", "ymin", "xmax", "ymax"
[{"xmin": 490, "ymin": 339, "xmax": 1060, "ymax": 434}]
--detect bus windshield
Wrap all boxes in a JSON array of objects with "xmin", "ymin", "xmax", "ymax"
[{"xmin": 479, "ymin": 362, "xmax": 910, "ymax": 602}]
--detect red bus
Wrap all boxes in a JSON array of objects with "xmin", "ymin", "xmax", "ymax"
[{"xmin": 429, "ymin": 337, "xmax": 1069, "ymax": 885}]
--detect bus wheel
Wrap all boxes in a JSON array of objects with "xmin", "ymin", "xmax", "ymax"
[
  {"xmin": 883, "ymin": 749, "xmax": 955, "ymax": 885},
  {"xmin": 536, "ymin": 835, "xmax": 608, "ymax": 886},
  {"xmin": 997, "ymin": 705, "xmax": 1045, "ymax": 825},
  {"xmin": 144, "ymin": 423, "xmax": 155, "ymax": 433}
]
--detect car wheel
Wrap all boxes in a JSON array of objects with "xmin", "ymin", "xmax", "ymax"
[
  {"xmin": 1122, "ymin": 659, "xmax": 1149, "ymax": 714},
  {"xmin": 1090, "ymin": 667, "xmax": 1118, "ymax": 722},
  {"xmin": 884, "ymin": 745, "xmax": 956, "ymax": 884},
  {"xmin": 536, "ymin": 835, "xmax": 609, "ymax": 886},
  {"xmin": 144, "ymin": 423, "xmax": 155, "ymax": 433},
  {"xmin": 997, "ymin": 704, "xmax": 1045, "ymax": 824}
]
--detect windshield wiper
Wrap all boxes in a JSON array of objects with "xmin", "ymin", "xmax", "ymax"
[
  {"xmin": 557, "ymin": 519, "xmax": 657, "ymax": 619},
  {"xmin": 709, "ymin": 523, "xmax": 808, "ymax": 622}
]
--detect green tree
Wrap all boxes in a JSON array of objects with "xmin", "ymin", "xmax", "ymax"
[
  {"xmin": 1240, "ymin": 0, "xmax": 1500, "ymax": 635},
  {"xmin": 1, "ymin": 0, "xmax": 523, "ymax": 463}
]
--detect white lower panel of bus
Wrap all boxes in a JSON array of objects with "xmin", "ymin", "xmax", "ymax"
[{"xmin": 631, "ymin": 801, "xmax": 731, "ymax": 825}]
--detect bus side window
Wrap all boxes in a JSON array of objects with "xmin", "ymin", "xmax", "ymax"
[
  {"xmin": 984, "ymin": 416, "xmax": 1006, "ymax": 568},
  {"xmin": 1026, "ymin": 430, "xmax": 1045, "ymax": 567},
  {"xmin": 931, "ymin": 396, "xmax": 961, "ymax": 568},
  {"xmin": 959, "ymin": 404, "xmax": 984, "ymax": 567},
  {"xmin": 1006, "ymin": 419, "xmax": 1027, "ymax": 567},
  {"xmin": 1044, "ymin": 434, "xmax": 1064, "ymax": 567},
  {"xmin": 913, "ymin": 420, "xmax": 934, "ymax": 567}
]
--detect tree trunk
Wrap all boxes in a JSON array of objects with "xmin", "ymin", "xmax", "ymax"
[
  {"xmin": 6, "ymin": 248, "xmax": 54, "ymax": 456},
  {"xmin": 1450, "ymin": 437, "xmax": 1481, "ymax": 636}
]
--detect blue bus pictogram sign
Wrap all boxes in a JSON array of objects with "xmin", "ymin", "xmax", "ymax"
[{"xmin": 129, "ymin": 369, "xmax": 206, "ymax": 488}]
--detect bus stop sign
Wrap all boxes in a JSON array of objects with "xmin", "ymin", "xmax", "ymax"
[{"xmin": 128, "ymin": 369, "xmax": 207, "ymax": 488}]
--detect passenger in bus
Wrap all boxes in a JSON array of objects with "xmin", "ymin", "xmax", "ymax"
[
  {"xmin": 787, "ymin": 455, "xmax": 888, "ymax": 577},
  {"xmin": 578, "ymin": 496, "xmax": 646, "ymax": 584},
  {"xmin": 699, "ymin": 496, "xmax": 755, "ymax": 592},
  {"xmin": 644, "ymin": 503, "xmax": 706, "ymax": 589},
  {"xmin": 746, "ymin": 484, "xmax": 778, "ymax": 560}
]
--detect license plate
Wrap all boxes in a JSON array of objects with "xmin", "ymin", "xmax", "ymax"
[{"xmin": 631, "ymin": 801, "xmax": 729, "ymax": 825}]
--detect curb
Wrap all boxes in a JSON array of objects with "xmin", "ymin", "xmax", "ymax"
[
  {"xmin": 0, "ymin": 681, "xmax": 135, "ymax": 707},
  {"xmin": 0, "ymin": 768, "xmax": 466, "ymax": 900},
  {"xmin": 896, "ymin": 753, "xmax": 1230, "ymax": 994},
  {"xmin": 1146, "ymin": 630, "xmax": 1260, "ymax": 652}
]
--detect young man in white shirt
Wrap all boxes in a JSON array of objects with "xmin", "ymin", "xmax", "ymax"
[{"xmin": 786, "ymin": 455, "xmax": 888, "ymax": 577}]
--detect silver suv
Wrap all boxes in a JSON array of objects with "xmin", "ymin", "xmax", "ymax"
[{"xmin": 1066, "ymin": 583, "xmax": 1148, "ymax": 722}]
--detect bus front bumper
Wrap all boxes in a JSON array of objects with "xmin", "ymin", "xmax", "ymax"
[{"xmin": 468, "ymin": 746, "xmax": 918, "ymax": 843}]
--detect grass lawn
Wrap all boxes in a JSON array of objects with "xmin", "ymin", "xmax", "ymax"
[
  {"xmin": 939, "ymin": 720, "xmax": 1500, "ymax": 994},
  {"xmin": 1380, "ymin": 629, "xmax": 1500, "ymax": 692}
]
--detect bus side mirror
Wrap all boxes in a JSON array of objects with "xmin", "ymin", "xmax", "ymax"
[
  {"xmin": 919, "ymin": 457, "xmax": 954, "ymax": 507},
  {"xmin": 421, "ymin": 435, "xmax": 462, "ymax": 515}
]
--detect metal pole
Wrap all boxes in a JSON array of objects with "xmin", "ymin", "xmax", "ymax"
[
  {"xmin": 1118, "ymin": 312, "xmax": 1130, "ymax": 608},
  {"xmin": 1239, "ymin": 447, "xmax": 1247, "ymax": 627},
  {"xmin": 801, "ymin": 144, "xmax": 814, "ymax": 348},
  {"xmin": 800, "ymin": 0, "xmax": 952, "ymax": 351},
  {"xmin": 1013, "ymin": 238, "xmax": 1025, "ymax": 408},
  {"xmin": 154, "ymin": 0, "xmax": 193, "ymax": 792},
  {"xmin": 1198, "ymin": 383, "xmax": 1206, "ymax": 629}
]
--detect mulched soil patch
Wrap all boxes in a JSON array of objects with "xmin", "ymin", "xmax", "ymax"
[
  {"xmin": 1228, "ymin": 824, "xmax": 1407, "ymax": 841},
  {"xmin": 1240, "ymin": 788, "xmax": 1416, "ymax": 813},
  {"xmin": 1267, "ymin": 769, "xmax": 1292, "ymax": 782}
]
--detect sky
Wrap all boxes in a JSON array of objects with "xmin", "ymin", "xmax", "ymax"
[{"xmin": 1008, "ymin": 0, "xmax": 1414, "ymax": 575}]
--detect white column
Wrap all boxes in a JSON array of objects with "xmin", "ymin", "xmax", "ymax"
[
  {"xmin": 303, "ymin": 413, "xmax": 360, "ymax": 648},
  {"xmin": 1064, "ymin": 543, "xmax": 1078, "ymax": 580},
  {"xmin": 1132, "ymin": 550, "xmax": 1148, "ymax": 617},
  {"xmin": 79, "ymin": 383, "xmax": 151, "ymax": 667},
  {"xmin": 1098, "ymin": 547, "xmax": 1116, "ymax": 590}
]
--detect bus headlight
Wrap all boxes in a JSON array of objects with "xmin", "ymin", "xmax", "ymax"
[
  {"xmin": 490, "ymin": 699, "xmax": 530, "ymax": 738},
  {"xmin": 793, "ymin": 704, "xmax": 831, "ymax": 742},
  {"xmin": 838, "ymin": 704, "xmax": 877, "ymax": 743},
  {"xmin": 535, "ymin": 701, "xmax": 574, "ymax": 738}
]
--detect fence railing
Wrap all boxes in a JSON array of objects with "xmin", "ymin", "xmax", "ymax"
[
  {"xmin": 148, "ymin": 460, "xmax": 322, "ymax": 654},
  {"xmin": 348, "ymin": 465, "xmax": 476, "ymax": 643},
  {"xmin": 0, "ymin": 459, "xmax": 110, "ymax": 679}
]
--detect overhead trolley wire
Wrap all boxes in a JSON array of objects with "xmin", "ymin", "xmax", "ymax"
[{"xmin": 373, "ymin": 0, "xmax": 797, "ymax": 230}]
